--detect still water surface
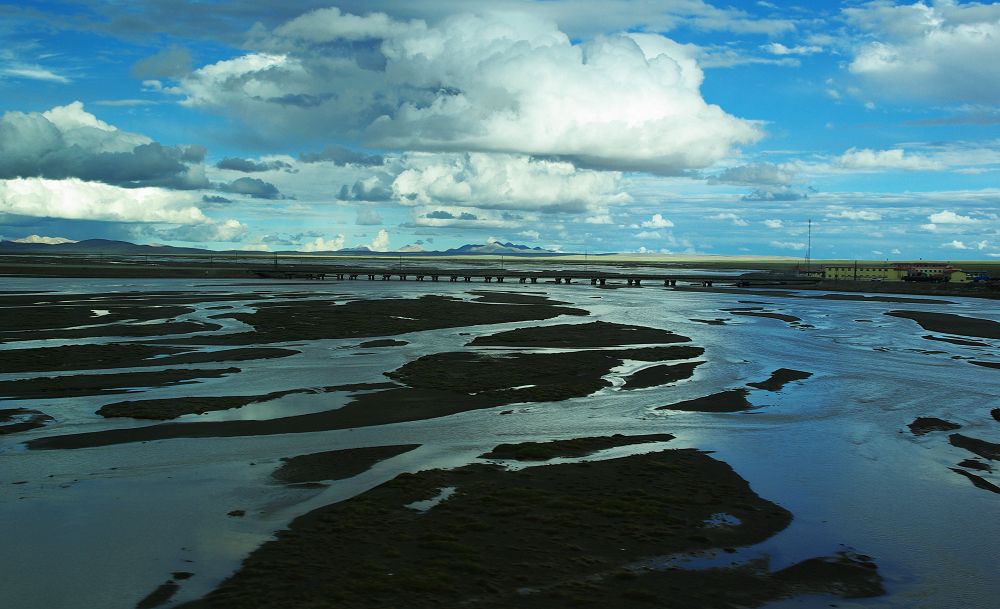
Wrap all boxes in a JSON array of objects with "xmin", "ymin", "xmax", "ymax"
[{"xmin": 1, "ymin": 277, "xmax": 998, "ymax": 608}]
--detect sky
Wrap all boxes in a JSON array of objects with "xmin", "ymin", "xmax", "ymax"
[{"xmin": 1, "ymin": 0, "xmax": 999, "ymax": 259}]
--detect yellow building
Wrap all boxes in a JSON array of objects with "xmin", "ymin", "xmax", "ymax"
[
  {"xmin": 823, "ymin": 263, "xmax": 971, "ymax": 282},
  {"xmin": 823, "ymin": 265, "xmax": 906, "ymax": 281}
]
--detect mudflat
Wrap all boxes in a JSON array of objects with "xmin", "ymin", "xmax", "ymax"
[
  {"xmin": 176, "ymin": 448, "xmax": 883, "ymax": 609},
  {"xmin": 886, "ymin": 310, "xmax": 1000, "ymax": 339}
]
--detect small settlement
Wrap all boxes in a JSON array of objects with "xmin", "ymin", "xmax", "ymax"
[{"xmin": 822, "ymin": 262, "xmax": 982, "ymax": 283}]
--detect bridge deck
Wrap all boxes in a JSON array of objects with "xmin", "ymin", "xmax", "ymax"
[{"xmin": 250, "ymin": 265, "xmax": 818, "ymax": 286}]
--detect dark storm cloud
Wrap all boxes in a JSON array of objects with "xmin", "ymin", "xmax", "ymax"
[
  {"xmin": 299, "ymin": 145, "xmax": 384, "ymax": 166},
  {"xmin": 219, "ymin": 176, "xmax": 284, "ymax": 199},
  {"xmin": 337, "ymin": 176, "xmax": 393, "ymax": 201},
  {"xmin": 0, "ymin": 103, "xmax": 208, "ymax": 189}
]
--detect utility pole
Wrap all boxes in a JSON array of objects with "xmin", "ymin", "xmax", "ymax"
[{"xmin": 806, "ymin": 218, "xmax": 812, "ymax": 274}]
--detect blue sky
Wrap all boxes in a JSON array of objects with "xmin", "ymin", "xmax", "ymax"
[{"xmin": 1, "ymin": 0, "xmax": 999, "ymax": 259}]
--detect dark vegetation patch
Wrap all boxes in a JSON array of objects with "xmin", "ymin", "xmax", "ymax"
[
  {"xmin": 747, "ymin": 369, "xmax": 813, "ymax": 391},
  {"xmin": 908, "ymin": 417, "xmax": 961, "ymax": 436},
  {"xmin": 0, "ymin": 303, "xmax": 194, "ymax": 333},
  {"xmin": 623, "ymin": 362, "xmax": 703, "ymax": 390},
  {"xmin": 0, "ymin": 344, "xmax": 297, "ymax": 374},
  {"xmin": 181, "ymin": 296, "xmax": 587, "ymax": 344},
  {"xmin": 957, "ymin": 459, "xmax": 992, "ymax": 472},
  {"xmin": 657, "ymin": 389, "xmax": 753, "ymax": 413},
  {"xmin": 28, "ymin": 347, "xmax": 703, "ymax": 449},
  {"xmin": 0, "ymin": 408, "xmax": 54, "ymax": 435},
  {"xmin": 468, "ymin": 321, "xmax": 689, "ymax": 348},
  {"xmin": 467, "ymin": 291, "xmax": 569, "ymax": 305},
  {"xmin": 0, "ymin": 368, "xmax": 240, "ymax": 400},
  {"xmin": 922, "ymin": 334, "xmax": 990, "ymax": 347},
  {"xmin": 177, "ymin": 449, "xmax": 882, "ymax": 609},
  {"xmin": 98, "ymin": 382, "xmax": 399, "ymax": 420},
  {"xmin": 886, "ymin": 310, "xmax": 1000, "ymax": 340},
  {"xmin": 949, "ymin": 434, "xmax": 1000, "ymax": 460},
  {"xmin": 950, "ymin": 468, "xmax": 1000, "ymax": 494},
  {"xmin": 273, "ymin": 445, "xmax": 420, "ymax": 484},
  {"xmin": 1, "ymin": 319, "xmax": 222, "ymax": 342},
  {"xmin": 136, "ymin": 579, "xmax": 180, "ymax": 609},
  {"xmin": 386, "ymin": 347, "xmax": 704, "ymax": 405},
  {"xmin": 479, "ymin": 434, "xmax": 674, "ymax": 461},
  {"xmin": 357, "ymin": 339, "xmax": 408, "ymax": 348}
]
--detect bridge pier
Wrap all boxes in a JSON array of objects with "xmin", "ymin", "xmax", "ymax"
[
  {"xmin": 497, "ymin": 275, "xmax": 504, "ymax": 283},
  {"xmin": 519, "ymin": 277, "xmax": 527, "ymax": 284},
  {"xmin": 591, "ymin": 277, "xmax": 597, "ymax": 285},
  {"xmin": 367, "ymin": 274, "xmax": 375, "ymax": 280},
  {"xmin": 450, "ymin": 275, "xmax": 458, "ymax": 282},
  {"xmin": 349, "ymin": 274, "xmax": 358, "ymax": 280},
  {"xmin": 382, "ymin": 274, "xmax": 391, "ymax": 280},
  {"xmin": 416, "ymin": 275, "xmax": 424, "ymax": 281},
  {"xmin": 431, "ymin": 275, "xmax": 439, "ymax": 281},
  {"xmin": 398, "ymin": 274, "xmax": 407, "ymax": 280},
  {"xmin": 599, "ymin": 278, "xmax": 606, "ymax": 286},
  {"xmin": 485, "ymin": 276, "xmax": 493, "ymax": 282},
  {"xmin": 464, "ymin": 276, "xmax": 472, "ymax": 282},
  {"xmin": 530, "ymin": 277, "xmax": 537, "ymax": 284}
]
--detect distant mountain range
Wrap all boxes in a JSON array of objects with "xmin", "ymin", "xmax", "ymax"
[{"xmin": 0, "ymin": 238, "xmax": 563, "ymax": 257}]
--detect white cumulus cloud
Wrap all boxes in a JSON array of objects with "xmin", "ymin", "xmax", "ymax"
[
  {"xmin": 770, "ymin": 240, "xmax": 807, "ymax": 251},
  {"xmin": 0, "ymin": 177, "xmax": 207, "ymax": 224},
  {"xmin": 179, "ymin": 9, "xmax": 760, "ymax": 174},
  {"xmin": 837, "ymin": 148, "xmax": 943, "ymax": 171},
  {"xmin": 845, "ymin": 1, "xmax": 1000, "ymax": 103},
  {"xmin": 302, "ymin": 235, "xmax": 346, "ymax": 251},
  {"xmin": 12, "ymin": 234, "xmax": 78, "ymax": 244},
  {"xmin": 392, "ymin": 153, "xmax": 628, "ymax": 213},
  {"xmin": 826, "ymin": 210, "xmax": 882, "ymax": 221},
  {"xmin": 929, "ymin": 210, "xmax": 976, "ymax": 225},
  {"xmin": 641, "ymin": 213, "xmax": 675, "ymax": 228}
]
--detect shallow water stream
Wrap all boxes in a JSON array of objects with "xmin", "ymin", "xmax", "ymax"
[{"xmin": 1, "ymin": 277, "xmax": 998, "ymax": 608}]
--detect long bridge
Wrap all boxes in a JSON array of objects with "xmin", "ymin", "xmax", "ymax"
[{"xmin": 250, "ymin": 265, "xmax": 819, "ymax": 288}]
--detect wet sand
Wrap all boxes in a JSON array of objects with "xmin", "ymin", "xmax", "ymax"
[
  {"xmin": 731, "ymin": 311, "xmax": 801, "ymax": 323},
  {"xmin": 355, "ymin": 339, "xmax": 408, "ymax": 348},
  {"xmin": 950, "ymin": 469, "xmax": 1000, "ymax": 494},
  {"xmin": 622, "ymin": 361, "xmax": 703, "ymax": 389},
  {"xmin": 272, "ymin": 445, "xmax": 420, "ymax": 484},
  {"xmin": 468, "ymin": 320, "xmax": 689, "ymax": 347},
  {"xmin": 0, "ymin": 344, "xmax": 297, "ymax": 374},
  {"xmin": 746, "ymin": 368, "xmax": 812, "ymax": 391},
  {"xmin": 886, "ymin": 310, "xmax": 1000, "ymax": 340},
  {"xmin": 923, "ymin": 334, "xmax": 990, "ymax": 347},
  {"xmin": 28, "ymin": 346, "xmax": 703, "ymax": 449},
  {"xmin": 0, "ymin": 408, "xmax": 53, "ymax": 435},
  {"xmin": 949, "ymin": 434, "xmax": 1000, "ymax": 460},
  {"xmin": 657, "ymin": 389, "xmax": 753, "ymax": 413},
  {"xmin": 175, "ymin": 448, "xmax": 882, "ymax": 609},
  {"xmin": 908, "ymin": 417, "xmax": 961, "ymax": 436},
  {"xmin": 0, "ymin": 368, "xmax": 240, "ymax": 400},
  {"xmin": 96, "ymin": 383, "xmax": 397, "ymax": 420},
  {"xmin": 479, "ymin": 433, "xmax": 674, "ymax": 460},
  {"xmin": 183, "ymin": 296, "xmax": 587, "ymax": 344}
]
